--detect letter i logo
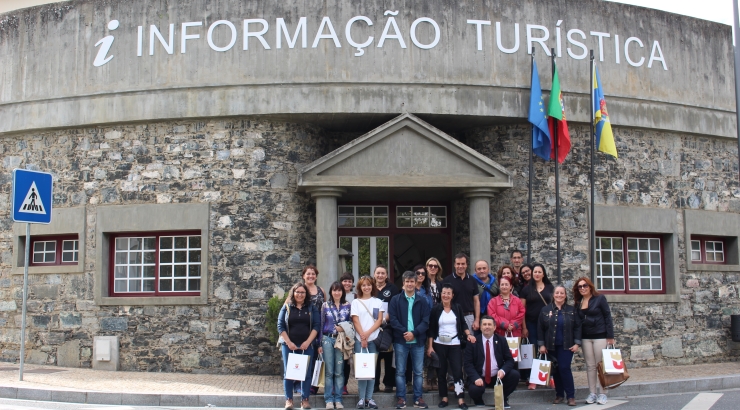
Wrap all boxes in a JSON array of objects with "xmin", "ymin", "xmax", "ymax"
[{"xmin": 94, "ymin": 20, "xmax": 120, "ymax": 67}]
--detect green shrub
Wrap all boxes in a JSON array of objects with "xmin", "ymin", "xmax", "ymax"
[{"xmin": 266, "ymin": 293, "xmax": 288, "ymax": 344}]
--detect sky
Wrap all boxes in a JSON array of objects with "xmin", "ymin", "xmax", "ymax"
[{"xmin": 0, "ymin": 1, "xmax": 735, "ymax": 25}]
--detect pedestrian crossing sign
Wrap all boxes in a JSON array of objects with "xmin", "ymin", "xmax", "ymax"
[{"xmin": 12, "ymin": 169, "xmax": 53, "ymax": 224}]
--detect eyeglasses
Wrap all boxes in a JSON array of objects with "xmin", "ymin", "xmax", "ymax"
[
  {"xmin": 416, "ymin": 271, "xmax": 426, "ymax": 275},
  {"xmin": 577, "ymin": 284, "xmax": 589, "ymax": 289},
  {"xmin": 427, "ymin": 264, "xmax": 439, "ymax": 269},
  {"xmin": 294, "ymin": 291, "xmax": 307, "ymax": 295}
]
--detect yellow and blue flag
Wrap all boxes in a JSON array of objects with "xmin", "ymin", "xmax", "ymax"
[
  {"xmin": 529, "ymin": 60, "xmax": 551, "ymax": 160},
  {"xmin": 593, "ymin": 66, "xmax": 618, "ymax": 158}
]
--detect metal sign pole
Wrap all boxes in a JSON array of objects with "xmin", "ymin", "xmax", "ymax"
[{"xmin": 19, "ymin": 223, "xmax": 30, "ymax": 381}]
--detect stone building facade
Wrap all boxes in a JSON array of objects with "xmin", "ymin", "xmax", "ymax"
[{"xmin": 1, "ymin": 0, "xmax": 739, "ymax": 374}]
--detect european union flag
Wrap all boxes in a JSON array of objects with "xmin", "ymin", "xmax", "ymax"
[{"xmin": 529, "ymin": 60, "xmax": 551, "ymax": 161}]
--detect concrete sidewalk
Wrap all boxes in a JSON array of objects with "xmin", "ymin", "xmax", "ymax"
[{"xmin": 0, "ymin": 362, "xmax": 739, "ymax": 407}]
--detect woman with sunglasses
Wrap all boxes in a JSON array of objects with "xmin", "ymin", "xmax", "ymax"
[
  {"xmin": 426, "ymin": 257, "xmax": 444, "ymax": 305},
  {"xmin": 278, "ymin": 282, "xmax": 322, "ymax": 410},
  {"xmin": 413, "ymin": 264, "xmax": 435, "ymax": 391},
  {"xmin": 573, "ymin": 277, "xmax": 614, "ymax": 405}
]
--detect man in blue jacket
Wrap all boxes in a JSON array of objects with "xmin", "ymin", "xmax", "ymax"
[
  {"xmin": 472, "ymin": 260, "xmax": 498, "ymax": 321},
  {"xmin": 389, "ymin": 271, "xmax": 431, "ymax": 409}
]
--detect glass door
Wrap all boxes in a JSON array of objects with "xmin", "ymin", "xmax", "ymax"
[{"xmin": 339, "ymin": 236, "xmax": 389, "ymax": 281}]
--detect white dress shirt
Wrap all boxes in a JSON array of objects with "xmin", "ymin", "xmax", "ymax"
[{"xmin": 481, "ymin": 335, "xmax": 499, "ymax": 377}]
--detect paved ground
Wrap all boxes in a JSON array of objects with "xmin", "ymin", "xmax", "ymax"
[
  {"xmin": 1, "ymin": 362, "xmax": 738, "ymax": 396},
  {"xmin": 1, "ymin": 389, "xmax": 740, "ymax": 409}
]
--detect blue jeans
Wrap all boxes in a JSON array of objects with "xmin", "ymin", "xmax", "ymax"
[
  {"xmin": 394, "ymin": 342, "xmax": 424, "ymax": 401},
  {"xmin": 552, "ymin": 345, "xmax": 575, "ymax": 399},
  {"xmin": 322, "ymin": 336, "xmax": 344, "ymax": 403},
  {"xmin": 355, "ymin": 342, "xmax": 378, "ymax": 400},
  {"xmin": 281, "ymin": 344, "xmax": 314, "ymax": 401}
]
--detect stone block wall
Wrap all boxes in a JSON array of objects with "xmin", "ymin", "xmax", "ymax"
[
  {"xmin": 464, "ymin": 123, "xmax": 740, "ymax": 367},
  {"xmin": 0, "ymin": 118, "xmax": 328, "ymax": 374}
]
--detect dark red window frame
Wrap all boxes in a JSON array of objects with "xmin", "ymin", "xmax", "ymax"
[
  {"xmin": 29, "ymin": 235, "xmax": 79, "ymax": 267},
  {"xmin": 595, "ymin": 232, "xmax": 667, "ymax": 295},
  {"xmin": 690, "ymin": 235, "xmax": 727, "ymax": 265},
  {"xmin": 338, "ymin": 201, "xmax": 452, "ymax": 282},
  {"xmin": 108, "ymin": 230, "xmax": 201, "ymax": 298}
]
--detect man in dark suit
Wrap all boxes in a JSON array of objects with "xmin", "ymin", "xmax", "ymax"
[{"xmin": 463, "ymin": 316, "xmax": 519, "ymax": 409}]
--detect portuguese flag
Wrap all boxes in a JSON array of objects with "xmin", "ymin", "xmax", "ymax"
[{"xmin": 547, "ymin": 62, "xmax": 571, "ymax": 163}]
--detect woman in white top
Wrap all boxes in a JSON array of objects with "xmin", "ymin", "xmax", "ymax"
[
  {"xmin": 426, "ymin": 283, "xmax": 476, "ymax": 409},
  {"xmin": 351, "ymin": 276, "xmax": 384, "ymax": 409}
]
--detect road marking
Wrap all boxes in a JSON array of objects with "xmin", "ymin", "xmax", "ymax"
[
  {"xmin": 680, "ymin": 393, "xmax": 723, "ymax": 410},
  {"xmin": 578, "ymin": 399, "xmax": 628, "ymax": 409}
]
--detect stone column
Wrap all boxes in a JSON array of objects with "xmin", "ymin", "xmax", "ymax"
[
  {"xmin": 307, "ymin": 187, "xmax": 345, "ymax": 291},
  {"xmin": 463, "ymin": 188, "xmax": 497, "ymax": 273}
]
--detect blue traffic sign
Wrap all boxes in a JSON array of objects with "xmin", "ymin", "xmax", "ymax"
[{"xmin": 12, "ymin": 169, "xmax": 53, "ymax": 224}]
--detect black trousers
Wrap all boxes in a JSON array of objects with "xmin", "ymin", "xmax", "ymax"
[
  {"xmin": 375, "ymin": 350, "xmax": 395, "ymax": 388},
  {"xmin": 466, "ymin": 368, "xmax": 520, "ymax": 402},
  {"xmin": 434, "ymin": 343, "xmax": 464, "ymax": 399}
]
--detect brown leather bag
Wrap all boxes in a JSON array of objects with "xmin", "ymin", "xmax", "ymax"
[{"xmin": 597, "ymin": 361, "xmax": 630, "ymax": 389}]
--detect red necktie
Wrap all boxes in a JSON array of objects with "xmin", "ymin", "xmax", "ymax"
[{"xmin": 485, "ymin": 340, "xmax": 492, "ymax": 385}]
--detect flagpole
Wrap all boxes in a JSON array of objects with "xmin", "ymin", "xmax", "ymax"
[
  {"xmin": 528, "ymin": 49, "xmax": 535, "ymax": 264},
  {"xmin": 552, "ymin": 47, "xmax": 561, "ymax": 284},
  {"xmin": 590, "ymin": 50, "xmax": 596, "ymax": 283}
]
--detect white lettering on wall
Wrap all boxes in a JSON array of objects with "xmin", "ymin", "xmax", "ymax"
[
  {"xmin": 590, "ymin": 31, "xmax": 610, "ymax": 62},
  {"xmin": 276, "ymin": 17, "xmax": 307, "ymax": 49},
  {"xmin": 137, "ymin": 25, "xmax": 143, "ymax": 57},
  {"xmin": 378, "ymin": 11, "xmax": 407, "ymax": 48},
  {"xmin": 526, "ymin": 24, "xmax": 550, "ymax": 56},
  {"xmin": 410, "ymin": 17, "xmax": 440, "ymax": 49},
  {"xmin": 207, "ymin": 20, "xmax": 237, "ymax": 52},
  {"xmin": 312, "ymin": 17, "xmax": 341, "ymax": 48},
  {"xmin": 555, "ymin": 20, "xmax": 563, "ymax": 57},
  {"xmin": 566, "ymin": 29, "xmax": 587, "ymax": 60},
  {"xmin": 150, "ymin": 23, "xmax": 174, "ymax": 55},
  {"xmin": 345, "ymin": 16, "xmax": 374, "ymax": 56},
  {"xmin": 615, "ymin": 34, "xmax": 620, "ymax": 64},
  {"xmin": 93, "ymin": 20, "xmax": 119, "ymax": 66},
  {"xmin": 467, "ymin": 20, "xmax": 491, "ymax": 51},
  {"xmin": 181, "ymin": 22, "xmax": 202, "ymax": 53},
  {"xmin": 244, "ymin": 19, "xmax": 270, "ymax": 50},
  {"xmin": 648, "ymin": 41, "xmax": 667, "ymax": 70},
  {"xmin": 624, "ymin": 36, "xmax": 645, "ymax": 67},
  {"xmin": 495, "ymin": 22, "xmax": 519, "ymax": 54}
]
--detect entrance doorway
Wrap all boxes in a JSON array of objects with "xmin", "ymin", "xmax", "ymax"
[{"xmin": 338, "ymin": 203, "xmax": 451, "ymax": 284}]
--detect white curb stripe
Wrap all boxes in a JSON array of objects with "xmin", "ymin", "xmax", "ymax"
[
  {"xmin": 680, "ymin": 393, "xmax": 724, "ymax": 410},
  {"xmin": 577, "ymin": 399, "xmax": 628, "ymax": 409}
]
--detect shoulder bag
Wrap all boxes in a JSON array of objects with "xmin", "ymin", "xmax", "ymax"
[
  {"xmin": 597, "ymin": 344, "xmax": 630, "ymax": 389},
  {"xmin": 358, "ymin": 299, "xmax": 393, "ymax": 352}
]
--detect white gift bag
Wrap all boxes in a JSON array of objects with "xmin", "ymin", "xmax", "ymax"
[
  {"xmin": 528, "ymin": 354, "xmax": 551, "ymax": 386},
  {"xmin": 505, "ymin": 332, "xmax": 521, "ymax": 362},
  {"xmin": 354, "ymin": 348, "xmax": 377, "ymax": 380},
  {"xmin": 602, "ymin": 345, "xmax": 625, "ymax": 374},
  {"xmin": 519, "ymin": 338, "xmax": 534, "ymax": 369},
  {"xmin": 311, "ymin": 354, "xmax": 325, "ymax": 387},
  {"xmin": 285, "ymin": 350, "xmax": 311, "ymax": 381}
]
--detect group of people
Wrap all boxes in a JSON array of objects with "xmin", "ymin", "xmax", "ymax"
[{"xmin": 277, "ymin": 251, "xmax": 615, "ymax": 410}]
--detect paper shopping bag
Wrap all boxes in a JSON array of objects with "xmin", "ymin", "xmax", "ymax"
[
  {"xmin": 505, "ymin": 333, "xmax": 521, "ymax": 362},
  {"xmin": 602, "ymin": 346, "xmax": 625, "ymax": 374},
  {"xmin": 494, "ymin": 378, "xmax": 504, "ymax": 410},
  {"xmin": 519, "ymin": 338, "xmax": 534, "ymax": 369},
  {"xmin": 311, "ymin": 354, "xmax": 325, "ymax": 387},
  {"xmin": 528, "ymin": 355, "xmax": 551, "ymax": 386},
  {"xmin": 285, "ymin": 350, "xmax": 310, "ymax": 381},
  {"xmin": 354, "ymin": 348, "xmax": 377, "ymax": 379}
]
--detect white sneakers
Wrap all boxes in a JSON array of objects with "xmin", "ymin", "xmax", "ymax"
[
  {"xmin": 597, "ymin": 394, "xmax": 608, "ymax": 405},
  {"xmin": 586, "ymin": 393, "xmax": 598, "ymax": 404}
]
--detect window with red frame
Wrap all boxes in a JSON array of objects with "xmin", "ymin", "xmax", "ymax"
[
  {"xmin": 690, "ymin": 236, "xmax": 726, "ymax": 264},
  {"xmin": 29, "ymin": 235, "xmax": 79, "ymax": 266},
  {"xmin": 110, "ymin": 231, "xmax": 201, "ymax": 297},
  {"xmin": 595, "ymin": 234, "xmax": 665, "ymax": 294}
]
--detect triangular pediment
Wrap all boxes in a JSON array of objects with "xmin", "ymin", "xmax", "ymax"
[{"xmin": 298, "ymin": 114, "xmax": 513, "ymax": 191}]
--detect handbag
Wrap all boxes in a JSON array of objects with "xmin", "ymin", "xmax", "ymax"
[
  {"xmin": 357, "ymin": 299, "xmax": 392, "ymax": 351},
  {"xmin": 528, "ymin": 354, "xmax": 551, "ymax": 386},
  {"xmin": 597, "ymin": 362, "xmax": 629, "ymax": 389},
  {"xmin": 311, "ymin": 353, "xmax": 325, "ymax": 387},
  {"xmin": 493, "ymin": 377, "xmax": 504, "ymax": 410},
  {"xmin": 354, "ymin": 347, "xmax": 377, "ymax": 379},
  {"xmin": 519, "ymin": 338, "xmax": 534, "ymax": 369},
  {"xmin": 505, "ymin": 331, "xmax": 521, "ymax": 362},
  {"xmin": 285, "ymin": 349, "xmax": 310, "ymax": 381}
]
